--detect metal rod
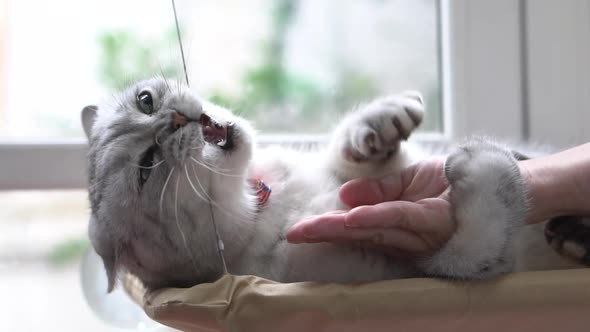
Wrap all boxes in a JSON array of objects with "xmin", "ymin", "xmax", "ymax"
[
  {"xmin": 208, "ymin": 203, "xmax": 229, "ymax": 274},
  {"xmin": 171, "ymin": 0, "xmax": 227, "ymax": 275},
  {"xmin": 171, "ymin": 0, "xmax": 190, "ymax": 87}
]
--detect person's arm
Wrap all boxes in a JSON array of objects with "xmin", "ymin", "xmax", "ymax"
[
  {"xmin": 287, "ymin": 143, "xmax": 590, "ymax": 257},
  {"xmin": 520, "ymin": 142, "xmax": 590, "ymax": 224}
]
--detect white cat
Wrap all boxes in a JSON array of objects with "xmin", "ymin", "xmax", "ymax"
[{"xmin": 82, "ymin": 78, "xmax": 569, "ymax": 292}]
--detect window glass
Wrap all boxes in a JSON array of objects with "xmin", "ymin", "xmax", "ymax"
[
  {"xmin": 0, "ymin": 0, "xmax": 440, "ymax": 328},
  {"xmin": 0, "ymin": 0, "xmax": 440, "ymax": 139}
]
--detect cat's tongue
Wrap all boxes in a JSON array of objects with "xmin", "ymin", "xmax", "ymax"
[
  {"xmin": 199, "ymin": 114, "xmax": 234, "ymax": 149},
  {"xmin": 202, "ymin": 124, "xmax": 226, "ymax": 143}
]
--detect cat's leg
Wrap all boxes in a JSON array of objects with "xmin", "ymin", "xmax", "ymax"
[
  {"xmin": 327, "ymin": 91, "xmax": 425, "ymax": 181},
  {"xmin": 545, "ymin": 215, "xmax": 590, "ymax": 266},
  {"xmin": 418, "ymin": 139, "xmax": 528, "ymax": 279}
]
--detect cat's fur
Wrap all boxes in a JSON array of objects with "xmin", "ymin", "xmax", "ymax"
[{"xmin": 83, "ymin": 78, "xmax": 574, "ymax": 291}]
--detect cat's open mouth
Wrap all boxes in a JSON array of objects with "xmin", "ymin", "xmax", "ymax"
[{"xmin": 199, "ymin": 114, "xmax": 234, "ymax": 150}]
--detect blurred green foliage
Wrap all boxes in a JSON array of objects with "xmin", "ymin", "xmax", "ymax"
[
  {"xmin": 98, "ymin": 28, "xmax": 181, "ymax": 90},
  {"xmin": 207, "ymin": 0, "xmax": 380, "ymax": 131},
  {"xmin": 209, "ymin": 0, "xmax": 324, "ymax": 120},
  {"xmin": 95, "ymin": 0, "xmax": 440, "ymax": 133},
  {"xmin": 47, "ymin": 238, "xmax": 90, "ymax": 267}
]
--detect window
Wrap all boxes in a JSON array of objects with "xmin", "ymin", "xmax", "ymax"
[
  {"xmin": 0, "ymin": 1, "xmax": 442, "ymax": 330},
  {"xmin": 6, "ymin": 0, "xmax": 590, "ymax": 330},
  {"xmin": 1, "ymin": 0, "xmax": 441, "ymax": 139}
]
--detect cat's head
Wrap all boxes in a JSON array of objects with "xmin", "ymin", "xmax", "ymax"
[{"xmin": 82, "ymin": 78, "xmax": 256, "ymax": 291}]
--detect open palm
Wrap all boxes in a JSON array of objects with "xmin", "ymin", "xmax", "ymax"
[{"xmin": 287, "ymin": 158, "xmax": 457, "ymax": 258}]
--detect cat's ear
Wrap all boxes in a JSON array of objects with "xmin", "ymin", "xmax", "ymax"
[
  {"xmin": 101, "ymin": 247, "xmax": 117, "ymax": 293},
  {"xmin": 81, "ymin": 105, "xmax": 98, "ymax": 139}
]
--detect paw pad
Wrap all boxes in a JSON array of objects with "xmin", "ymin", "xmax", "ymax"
[{"xmin": 343, "ymin": 92, "xmax": 425, "ymax": 163}]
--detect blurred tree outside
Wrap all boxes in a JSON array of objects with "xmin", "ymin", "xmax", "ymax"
[
  {"xmin": 207, "ymin": 0, "xmax": 382, "ymax": 132},
  {"xmin": 96, "ymin": 0, "xmax": 439, "ymax": 134},
  {"xmin": 98, "ymin": 27, "xmax": 182, "ymax": 90}
]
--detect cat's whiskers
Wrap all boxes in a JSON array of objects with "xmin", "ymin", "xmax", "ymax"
[
  {"xmin": 158, "ymin": 66, "xmax": 172, "ymax": 93},
  {"xmin": 174, "ymin": 173, "xmax": 199, "ymax": 273},
  {"xmin": 185, "ymin": 163, "xmax": 246, "ymax": 221},
  {"xmin": 191, "ymin": 155, "xmax": 238, "ymax": 171},
  {"xmin": 160, "ymin": 166, "xmax": 176, "ymax": 217},
  {"xmin": 183, "ymin": 164, "xmax": 210, "ymax": 202},
  {"xmin": 183, "ymin": 163, "xmax": 229, "ymax": 274},
  {"xmin": 176, "ymin": 78, "xmax": 182, "ymax": 95},
  {"xmin": 189, "ymin": 156, "xmax": 242, "ymax": 178}
]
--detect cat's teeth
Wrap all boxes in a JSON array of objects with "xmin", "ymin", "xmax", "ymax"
[
  {"xmin": 220, "ymin": 122, "xmax": 234, "ymax": 150},
  {"xmin": 198, "ymin": 114, "xmax": 233, "ymax": 150}
]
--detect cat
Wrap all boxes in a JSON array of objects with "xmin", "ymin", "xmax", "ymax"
[{"xmin": 82, "ymin": 77, "xmax": 576, "ymax": 292}]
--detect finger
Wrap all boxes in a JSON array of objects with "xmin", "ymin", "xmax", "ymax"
[
  {"xmin": 287, "ymin": 212, "xmax": 350, "ymax": 243},
  {"xmin": 289, "ymin": 214, "xmax": 430, "ymax": 251},
  {"xmin": 339, "ymin": 174, "xmax": 404, "ymax": 207},
  {"xmin": 287, "ymin": 198, "xmax": 453, "ymax": 244},
  {"xmin": 287, "ymin": 210, "xmax": 349, "ymax": 242},
  {"xmin": 296, "ymin": 210, "xmax": 347, "ymax": 223},
  {"xmin": 344, "ymin": 198, "xmax": 453, "ymax": 234}
]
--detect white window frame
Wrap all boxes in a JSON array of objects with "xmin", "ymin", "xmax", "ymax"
[
  {"xmin": 3, "ymin": 0, "xmax": 589, "ymax": 190},
  {"xmin": 445, "ymin": 0, "xmax": 590, "ymax": 147}
]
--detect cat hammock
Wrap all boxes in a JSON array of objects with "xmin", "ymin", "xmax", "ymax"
[{"xmin": 124, "ymin": 269, "xmax": 590, "ymax": 332}]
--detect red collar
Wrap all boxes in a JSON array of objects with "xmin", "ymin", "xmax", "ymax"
[{"xmin": 248, "ymin": 178, "xmax": 271, "ymax": 206}]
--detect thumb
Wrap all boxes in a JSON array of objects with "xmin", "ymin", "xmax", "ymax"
[{"xmin": 339, "ymin": 174, "xmax": 404, "ymax": 208}]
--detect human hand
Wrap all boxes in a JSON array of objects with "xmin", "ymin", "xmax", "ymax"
[{"xmin": 286, "ymin": 158, "xmax": 457, "ymax": 258}]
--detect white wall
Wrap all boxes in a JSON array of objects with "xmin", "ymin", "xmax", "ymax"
[
  {"xmin": 526, "ymin": 0, "xmax": 590, "ymax": 147},
  {"xmin": 447, "ymin": 0, "xmax": 590, "ymax": 148}
]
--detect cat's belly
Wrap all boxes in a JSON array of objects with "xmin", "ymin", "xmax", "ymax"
[
  {"xmin": 236, "ymin": 176, "xmax": 416, "ymax": 282},
  {"xmin": 240, "ymin": 146, "xmax": 420, "ymax": 282},
  {"xmin": 280, "ymin": 241, "xmax": 414, "ymax": 283},
  {"xmin": 235, "ymin": 232, "xmax": 413, "ymax": 283}
]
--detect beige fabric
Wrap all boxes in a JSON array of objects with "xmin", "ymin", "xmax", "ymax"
[{"xmin": 130, "ymin": 269, "xmax": 590, "ymax": 332}]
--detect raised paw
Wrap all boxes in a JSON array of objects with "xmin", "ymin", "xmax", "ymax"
[{"xmin": 342, "ymin": 91, "xmax": 425, "ymax": 163}]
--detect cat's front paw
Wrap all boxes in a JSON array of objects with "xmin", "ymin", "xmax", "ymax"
[
  {"xmin": 445, "ymin": 141, "xmax": 523, "ymax": 198},
  {"xmin": 342, "ymin": 91, "xmax": 425, "ymax": 163},
  {"xmin": 420, "ymin": 139, "xmax": 528, "ymax": 279}
]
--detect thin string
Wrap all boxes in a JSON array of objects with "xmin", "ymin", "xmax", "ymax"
[
  {"xmin": 171, "ymin": 0, "xmax": 190, "ymax": 87},
  {"xmin": 171, "ymin": 0, "xmax": 227, "ymax": 274},
  {"xmin": 209, "ymin": 202, "xmax": 228, "ymax": 274}
]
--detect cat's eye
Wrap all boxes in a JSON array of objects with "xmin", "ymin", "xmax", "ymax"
[
  {"xmin": 137, "ymin": 90, "xmax": 155, "ymax": 115},
  {"xmin": 139, "ymin": 146, "xmax": 156, "ymax": 187}
]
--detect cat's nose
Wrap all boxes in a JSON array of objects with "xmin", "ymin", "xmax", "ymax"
[{"xmin": 172, "ymin": 111, "xmax": 190, "ymax": 129}]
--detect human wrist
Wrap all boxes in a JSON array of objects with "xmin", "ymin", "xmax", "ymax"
[
  {"xmin": 519, "ymin": 159, "xmax": 560, "ymax": 224},
  {"xmin": 519, "ymin": 147, "xmax": 590, "ymax": 224}
]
